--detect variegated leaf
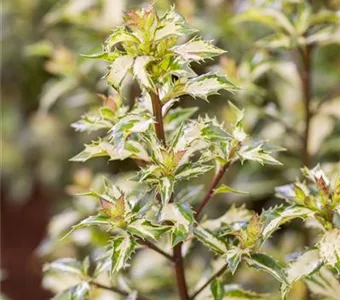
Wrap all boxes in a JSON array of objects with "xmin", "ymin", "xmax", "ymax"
[
  {"xmin": 306, "ymin": 268, "xmax": 340, "ymax": 300},
  {"xmin": 261, "ymin": 206, "xmax": 314, "ymax": 245},
  {"xmin": 44, "ymin": 258, "xmax": 83, "ymax": 276},
  {"xmin": 111, "ymin": 234, "xmax": 136, "ymax": 274},
  {"xmin": 154, "ymin": 7, "xmax": 196, "ymax": 41},
  {"xmin": 319, "ymin": 229, "xmax": 340, "ymax": 268},
  {"xmin": 106, "ymin": 27, "xmax": 141, "ymax": 48},
  {"xmin": 107, "ymin": 55, "xmax": 134, "ymax": 92},
  {"xmin": 172, "ymin": 38, "xmax": 226, "ymax": 61},
  {"xmin": 224, "ymin": 284, "xmax": 267, "ymax": 299},
  {"xmin": 282, "ymin": 249, "xmax": 322, "ymax": 298},
  {"xmin": 127, "ymin": 219, "xmax": 170, "ymax": 240},
  {"xmin": 246, "ymin": 253, "xmax": 288, "ymax": 285},
  {"xmin": 193, "ymin": 225, "xmax": 227, "ymax": 255},
  {"xmin": 133, "ymin": 56, "xmax": 154, "ymax": 90},
  {"xmin": 62, "ymin": 214, "xmax": 111, "ymax": 240},
  {"xmin": 161, "ymin": 202, "xmax": 195, "ymax": 246},
  {"xmin": 185, "ymin": 74, "xmax": 236, "ymax": 101}
]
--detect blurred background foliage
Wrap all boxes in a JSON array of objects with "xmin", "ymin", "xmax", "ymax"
[{"xmin": 1, "ymin": 0, "xmax": 340, "ymax": 299}]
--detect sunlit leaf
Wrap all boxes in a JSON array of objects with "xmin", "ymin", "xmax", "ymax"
[{"xmin": 172, "ymin": 38, "xmax": 226, "ymax": 61}]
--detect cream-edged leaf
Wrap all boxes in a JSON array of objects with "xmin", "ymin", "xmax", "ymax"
[
  {"xmin": 319, "ymin": 229, "xmax": 340, "ymax": 268},
  {"xmin": 107, "ymin": 55, "xmax": 134, "ymax": 92},
  {"xmin": 172, "ymin": 38, "xmax": 226, "ymax": 61}
]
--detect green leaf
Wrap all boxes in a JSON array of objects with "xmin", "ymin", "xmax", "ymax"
[
  {"xmin": 172, "ymin": 38, "xmax": 226, "ymax": 61},
  {"xmin": 319, "ymin": 229, "xmax": 340, "ymax": 268},
  {"xmin": 211, "ymin": 279, "xmax": 224, "ymax": 300},
  {"xmin": 214, "ymin": 184, "xmax": 248, "ymax": 195},
  {"xmin": 110, "ymin": 234, "xmax": 136, "ymax": 274},
  {"xmin": 127, "ymin": 219, "xmax": 170, "ymax": 240},
  {"xmin": 107, "ymin": 55, "xmax": 134, "ymax": 92},
  {"xmin": 81, "ymin": 49, "xmax": 119, "ymax": 62},
  {"xmin": 245, "ymin": 253, "xmax": 288, "ymax": 285},
  {"xmin": 193, "ymin": 225, "xmax": 227, "ymax": 255}
]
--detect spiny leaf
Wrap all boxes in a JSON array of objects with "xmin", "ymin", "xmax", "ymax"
[
  {"xmin": 107, "ymin": 55, "xmax": 134, "ymax": 92},
  {"xmin": 164, "ymin": 106, "xmax": 198, "ymax": 131},
  {"xmin": 175, "ymin": 162, "xmax": 213, "ymax": 181},
  {"xmin": 261, "ymin": 206, "xmax": 313, "ymax": 244},
  {"xmin": 239, "ymin": 143, "xmax": 282, "ymax": 166},
  {"xmin": 161, "ymin": 202, "xmax": 195, "ymax": 246},
  {"xmin": 202, "ymin": 205, "xmax": 252, "ymax": 231},
  {"xmin": 282, "ymin": 249, "xmax": 322, "ymax": 298},
  {"xmin": 185, "ymin": 74, "xmax": 237, "ymax": 100},
  {"xmin": 159, "ymin": 177, "xmax": 175, "ymax": 212},
  {"xmin": 226, "ymin": 247, "xmax": 247, "ymax": 274},
  {"xmin": 106, "ymin": 26, "xmax": 141, "ymax": 48},
  {"xmin": 246, "ymin": 253, "xmax": 288, "ymax": 285},
  {"xmin": 193, "ymin": 225, "xmax": 227, "ymax": 255},
  {"xmin": 62, "ymin": 214, "xmax": 111, "ymax": 240},
  {"xmin": 319, "ymin": 229, "xmax": 340, "ymax": 268},
  {"xmin": 306, "ymin": 268, "xmax": 340, "ymax": 300},
  {"xmin": 110, "ymin": 234, "xmax": 136, "ymax": 274},
  {"xmin": 127, "ymin": 219, "xmax": 170, "ymax": 241},
  {"xmin": 172, "ymin": 38, "xmax": 226, "ymax": 61},
  {"xmin": 154, "ymin": 7, "xmax": 196, "ymax": 41},
  {"xmin": 133, "ymin": 56, "xmax": 154, "ymax": 90}
]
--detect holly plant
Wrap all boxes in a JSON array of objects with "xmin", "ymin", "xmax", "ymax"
[{"xmin": 43, "ymin": 6, "xmax": 340, "ymax": 300}]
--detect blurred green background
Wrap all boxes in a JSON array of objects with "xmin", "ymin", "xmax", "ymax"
[{"xmin": 1, "ymin": 0, "xmax": 339, "ymax": 299}]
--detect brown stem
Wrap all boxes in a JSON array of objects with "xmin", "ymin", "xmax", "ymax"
[
  {"xmin": 298, "ymin": 45, "xmax": 313, "ymax": 167},
  {"xmin": 137, "ymin": 238, "xmax": 174, "ymax": 261},
  {"xmin": 91, "ymin": 281, "xmax": 151, "ymax": 300},
  {"xmin": 195, "ymin": 161, "xmax": 232, "ymax": 219},
  {"xmin": 149, "ymin": 89, "xmax": 189, "ymax": 300},
  {"xmin": 189, "ymin": 264, "xmax": 229, "ymax": 299},
  {"xmin": 150, "ymin": 91, "xmax": 166, "ymax": 147},
  {"xmin": 173, "ymin": 243, "xmax": 190, "ymax": 300}
]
